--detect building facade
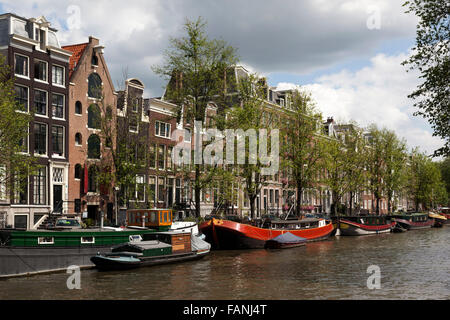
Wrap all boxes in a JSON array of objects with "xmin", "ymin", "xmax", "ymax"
[
  {"xmin": 0, "ymin": 14, "xmax": 72, "ymax": 229},
  {"xmin": 63, "ymin": 36, "xmax": 117, "ymax": 223}
]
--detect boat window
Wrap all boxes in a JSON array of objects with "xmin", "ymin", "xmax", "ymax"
[
  {"xmin": 38, "ymin": 237, "xmax": 54, "ymax": 244},
  {"xmin": 129, "ymin": 235, "xmax": 142, "ymax": 242},
  {"xmin": 150, "ymin": 212, "xmax": 157, "ymax": 223},
  {"xmin": 144, "ymin": 212, "xmax": 149, "ymax": 223},
  {"xmin": 81, "ymin": 236, "xmax": 95, "ymax": 244}
]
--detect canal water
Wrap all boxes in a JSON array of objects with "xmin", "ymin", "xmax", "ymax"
[{"xmin": 1, "ymin": 227, "xmax": 450, "ymax": 300}]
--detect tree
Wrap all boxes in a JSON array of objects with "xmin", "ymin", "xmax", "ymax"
[
  {"xmin": 407, "ymin": 148, "xmax": 446, "ymax": 210},
  {"xmin": 153, "ymin": 17, "xmax": 238, "ymax": 218},
  {"xmin": 220, "ymin": 74, "xmax": 273, "ymax": 219},
  {"xmin": 402, "ymin": 0, "xmax": 450, "ymax": 157},
  {"xmin": 379, "ymin": 129, "xmax": 408, "ymax": 213},
  {"xmin": 438, "ymin": 157, "xmax": 450, "ymax": 205},
  {"xmin": 0, "ymin": 55, "xmax": 37, "ymax": 201},
  {"xmin": 279, "ymin": 89, "xmax": 327, "ymax": 216}
]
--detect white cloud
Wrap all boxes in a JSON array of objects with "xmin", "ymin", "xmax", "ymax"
[{"xmin": 276, "ymin": 52, "xmax": 445, "ymax": 156}]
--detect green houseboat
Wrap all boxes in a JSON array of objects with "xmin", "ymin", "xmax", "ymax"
[{"xmin": 0, "ymin": 209, "xmax": 174, "ymax": 278}]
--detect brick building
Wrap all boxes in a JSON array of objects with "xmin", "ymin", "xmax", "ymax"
[
  {"xmin": 0, "ymin": 14, "xmax": 72, "ymax": 229},
  {"xmin": 62, "ymin": 36, "xmax": 117, "ymax": 222}
]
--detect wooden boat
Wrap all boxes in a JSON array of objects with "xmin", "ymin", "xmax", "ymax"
[
  {"xmin": 199, "ymin": 217, "xmax": 334, "ymax": 250},
  {"xmin": 0, "ymin": 209, "xmax": 175, "ymax": 278},
  {"xmin": 439, "ymin": 208, "xmax": 450, "ymax": 225},
  {"xmin": 264, "ymin": 232, "xmax": 307, "ymax": 249},
  {"xmin": 337, "ymin": 215, "xmax": 395, "ymax": 236},
  {"xmin": 388, "ymin": 213, "xmax": 433, "ymax": 230},
  {"xmin": 91, "ymin": 232, "xmax": 211, "ymax": 271},
  {"xmin": 428, "ymin": 212, "xmax": 447, "ymax": 228}
]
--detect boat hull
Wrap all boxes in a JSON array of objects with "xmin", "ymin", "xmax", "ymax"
[
  {"xmin": 338, "ymin": 219, "xmax": 394, "ymax": 236},
  {"xmin": 91, "ymin": 251, "xmax": 207, "ymax": 271},
  {"xmin": 264, "ymin": 241, "xmax": 306, "ymax": 249},
  {"xmin": 199, "ymin": 218, "xmax": 334, "ymax": 250},
  {"xmin": 0, "ymin": 245, "xmax": 111, "ymax": 278},
  {"xmin": 394, "ymin": 218, "xmax": 433, "ymax": 230}
]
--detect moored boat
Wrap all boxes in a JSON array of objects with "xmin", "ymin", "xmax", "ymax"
[
  {"xmin": 439, "ymin": 208, "xmax": 450, "ymax": 225},
  {"xmin": 91, "ymin": 232, "xmax": 211, "ymax": 271},
  {"xmin": 199, "ymin": 217, "xmax": 334, "ymax": 250},
  {"xmin": 264, "ymin": 232, "xmax": 307, "ymax": 249},
  {"xmin": 0, "ymin": 209, "xmax": 176, "ymax": 278},
  {"xmin": 428, "ymin": 212, "xmax": 447, "ymax": 228},
  {"xmin": 337, "ymin": 215, "xmax": 395, "ymax": 236},
  {"xmin": 388, "ymin": 213, "xmax": 433, "ymax": 230}
]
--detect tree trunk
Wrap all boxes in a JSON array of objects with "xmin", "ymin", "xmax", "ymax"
[
  {"xmin": 349, "ymin": 191, "xmax": 353, "ymax": 216},
  {"xmin": 296, "ymin": 180, "xmax": 302, "ymax": 218},
  {"xmin": 195, "ymin": 165, "xmax": 201, "ymax": 218},
  {"xmin": 250, "ymin": 195, "xmax": 256, "ymax": 220}
]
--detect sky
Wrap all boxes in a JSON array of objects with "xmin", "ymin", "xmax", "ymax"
[{"xmin": 0, "ymin": 0, "xmax": 445, "ymax": 157}]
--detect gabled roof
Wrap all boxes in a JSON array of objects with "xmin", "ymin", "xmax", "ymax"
[{"xmin": 61, "ymin": 42, "xmax": 89, "ymax": 78}]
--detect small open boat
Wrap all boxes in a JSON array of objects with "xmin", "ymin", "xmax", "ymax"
[
  {"xmin": 337, "ymin": 216, "xmax": 394, "ymax": 236},
  {"xmin": 265, "ymin": 232, "xmax": 307, "ymax": 249}
]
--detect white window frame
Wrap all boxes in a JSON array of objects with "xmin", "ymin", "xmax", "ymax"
[
  {"xmin": 51, "ymin": 93, "xmax": 65, "ymax": 120},
  {"xmin": 155, "ymin": 121, "xmax": 171, "ymax": 139},
  {"xmin": 34, "ymin": 122, "xmax": 48, "ymax": 157},
  {"xmin": 34, "ymin": 59, "xmax": 48, "ymax": 83},
  {"xmin": 34, "ymin": 89, "xmax": 48, "ymax": 117},
  {"xmin": 38, "ymin": 237, "xmax": 54, "ymax": 245},
  {"xmin": 14, "ymin": 53, "xmax": 29, "ymax": 79},
  {"xmin": 81, "ymin": 236, "xmax": 95, "ymax": 244},
  {"xmin": 14, "ymin": 84, "xmax": 29, "ymax": 113},
  {"xmin": 52, "ymin": 64, "xmax": 65, "ymax": 87},
  {"xmin": 51, "ymin": 125, "xmax": 65, "ymax": 158}
]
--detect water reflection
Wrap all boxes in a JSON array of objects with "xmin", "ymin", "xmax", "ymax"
[{"xmin": 2, "ymin": 227, "xmax": 450, "ymax": 299}]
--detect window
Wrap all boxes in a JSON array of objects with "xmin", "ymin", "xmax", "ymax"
[
  {"xmin": 14, "ymin": 54, "xmax": 28, "ymax": 77},
  {"xmin": 33, "ymin": 167, "xmax": 47, "ymax": 205},
  {"xmin": 88, "ymin": 73, "xmax": 102, "ymax": 98},
  {"xmin": 0, "ymin": 166, "xmax": 6, "ymax": 201},
  {"xmin": 184, "ymin": 128, "xmax": 191, "ymax": 142},
  {"xmin": 88, "ymin": 104, "xmax": 101, "ymax": 129},
  {"xmin": 158, "ymin": 145, "xmax": 165, "ymax": 169},
  {"xmin": 74, "ymin": 164, "xmax": 82, "ymax": 180},
  {"xmin": 18, "ymin": 127, "xmax": 28, "ymax": 153},
  {"xmin": 167, "ymin": 146, "xmax": 173, "ymax": 169},
  {"xmin": 52, "ymin": 126, "xmax": 64, "ymax": 157},
  {"xmin": 155, "ymin": 121, "xmax": 171, "ymax": 138},
  {"xmin": 75, "ymin": 101, "xmax": 82, "ymax": 115},
  {"xmin": 158, "ymin": 177, "xmax": 165, "ymax": 202},
  {"xmin": 175, "ymin": 179, "xmax": 181, "ymax": 204},
  {"xmin": 34, "ymin": 89, "xmax": 47, "ymax": 116},
  {"xmin": 34, "ymin": 123, "xmax": 47, "ymax": 155},
  {"xmin": 88, "ymin": 165, "xmax": 98, "ymax": 192},
  {"xmin": 38, "ymin": 237, "xmax": 54, "ymax": 245},
  {"xmin": 34, "ymin": 60, "xmax": 47, "ymax": 82},
  {"xmin": 149, "ymin": 177, "xmax": 156, "ymax": 204},
  {"xmin": 52, "ymin": 94, "xmax": 64, "ymax": 119},
  {"xmin": 14, "ymin": 173, "xmax": 28, "ymax": 205},
  {"xmin": 87, "ymin": 134, "xmax": 100, "ymax": 159},
  {"xmin": 14, "ymin": 85, "xmax": 28, "ymax": 112},
  {"xmin": 91, "ymin": 52, "xmax": 98, "ymax": 66},
  {"xmin": 75, "ymin": 133, "xmax": 82, "ymax": 146},
  {"xmin": 149, "ymin": 144, "xmax": 156, "ymax": 168},
  {"xmin": 136, "ymin": 175, "xmax": 145, "ymax": 202},
  {"xmin": 52, "ymin": 65, "xmax": 64, "ymax": 86},
  {"xmin": 81, "ymin": 236, "xmax": 95, "ymax": 244}
]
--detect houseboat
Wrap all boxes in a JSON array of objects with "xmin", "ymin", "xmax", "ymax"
[
  {"xmin": 91, "ymin": 231, "xmax": 210, "ymax": 271},
  {"xmin": 0, "ymin": 209, "xmax": 175, "ymax": 278},
  {"xmin": 388, "ymin": 213, "xmax": 433, "ymax": 230},
  {"xmin": 199, "ymin": 217, "xmax": 334, "ymax": 250},
  {"xmin": 337, "ymin": 215, "xmax": 395, "ymax": 236}
]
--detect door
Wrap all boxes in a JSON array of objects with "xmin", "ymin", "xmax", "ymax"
[{"xmin": 53, "ymin": 185, "xmax": 63, "ymax": 213}]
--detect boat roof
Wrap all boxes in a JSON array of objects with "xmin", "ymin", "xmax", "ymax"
[
  {"xmin": 113, "ymin": 240, "xmax": 172, "ymax": 251},
  {"xmin": 269, "ymin": 232, "xmax": 307, "ymax": 243},
  {"xmin": 271, "ymin": 218, "xmax": 320, "ymax": 224}
]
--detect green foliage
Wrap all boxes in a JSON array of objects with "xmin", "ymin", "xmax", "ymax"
[
  {"xmin": 153, "ymin": 17, "xmax": 239, "ymax": 217},
  {"xmin": 279, "ymin": 89, "xmax": 327, "ymax": 215},
  {"xmin": 402, "ymin": 0, "xmax": 450, "ymax": 157},
  {"xmin": 0, "ymin": 55, "xmax": 38, "ymax": 196}
]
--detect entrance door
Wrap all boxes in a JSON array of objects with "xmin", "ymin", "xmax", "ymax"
[
  {"xmin": 87, "ymin": 205, "xmax": 98, "ymax": 221},
  {"xmin": 53, "ymin": 185, "xmax": 63, "ymax": 213}
]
